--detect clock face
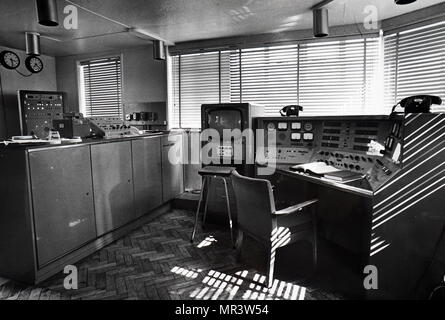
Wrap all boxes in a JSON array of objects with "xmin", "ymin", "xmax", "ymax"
[
  {"xmin": 0, "ymin": 51, "xmax": 20, "ymax": 70},
  {"xmin": 25, "ymin": 56, "xmax": 44, "ymax": 73}
]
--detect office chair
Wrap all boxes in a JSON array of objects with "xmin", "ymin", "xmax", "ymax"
[{"xmin": 231, "ymin": 171, "xmax": 318, "ymax": 288}]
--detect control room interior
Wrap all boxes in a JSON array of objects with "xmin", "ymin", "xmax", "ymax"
[{"xmin": 0, "ymin": 0, "xmax": 445, "ymax": 301}]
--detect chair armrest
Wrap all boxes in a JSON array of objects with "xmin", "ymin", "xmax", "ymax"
[{"xmin": 273, "ymin": 199, "xmax": 318, "ymax": 216}]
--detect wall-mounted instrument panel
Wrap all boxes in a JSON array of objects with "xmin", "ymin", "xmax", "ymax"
[
  {"xmin": 255, "ymin": 116, "xmax": 404, "ymax": 191},
  {"xmin": 18, "ymin": 91, "xmax": 66, "ymax": 139}
]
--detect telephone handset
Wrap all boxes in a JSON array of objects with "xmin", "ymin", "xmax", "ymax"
[
  {"xmin": 280, "ymin": 105, "xmax": 303, "ymax": 117},
  {"xmin": 391, "ymin": 95, "xmax": 442, "ymax": 114}
]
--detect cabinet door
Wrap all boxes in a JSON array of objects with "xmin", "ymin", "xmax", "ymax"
[
  {"xmin": 91, "ymin": 141, "xmax": 135, "ymax": 236},
  {"xmin": 132, "ymin": 137, "xmax": 162, "ymax": 217},
  {"xmin": 162, "ymin": 134, "xmax": 184, "ymax": 202},
  {"xmin": 29, "ymin": 146, "xmax": 96, "ymax": 267}
]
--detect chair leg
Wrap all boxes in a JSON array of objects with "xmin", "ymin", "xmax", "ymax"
[
  {"xmin": 312, "ymin": 207, "xmax": 318, "ymax": 270},
  {"xmin": 235, "ymin": 230, "xmax": 244, "ymax": 262},
  {"xmin": 266, "ymin": 247, "xmax": 276, "ymax": 289},
  {"xmin": 222, "ymin": 177, "xmax": 235, "ymax": 248},
  {"xmin": 191, "ymin": 177, "xmax": 207, "ymax": 243},
  {"xmin": 202, "ymin": 177, "xmax": 211, "ymax": 229}
]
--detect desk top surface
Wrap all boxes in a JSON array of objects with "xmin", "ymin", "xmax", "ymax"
[{"xmin": 275, "ymin": 165, "xmax": 374, "ymax": 198}]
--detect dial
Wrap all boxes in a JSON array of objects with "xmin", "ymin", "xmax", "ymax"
[
  {"xmin": 291, "ymin": 122, "xmax": 302, "ymax": 130},
  {"xmin": 267, "ymin": 123, "xmax": 276, "ymax": 131},
  {"xmin": 291, "ymin": 133, "xmax": 301, "ymax": 141},
  {"xmin": 25, "ymin": 55, "xmax": 44, "ymax": 74},
  {"xmin": 303, "ymin": 133, "xmax": 314, "ymax": 141},
  {"xmin": 278, "ymin": 122, "xmax": 288, "ymax": 130},
  {"xmin": 0, "ymin": 50, "xmax": 20, "ymax": 70},
  {"xmin": 304, "ymin": 122, "xmax": 314, "ymax": 131}
]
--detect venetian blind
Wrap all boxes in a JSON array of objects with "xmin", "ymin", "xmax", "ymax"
[
  {"xmin": 384, "ymin": 21, "xmax": 445, "ymax": 113},
  {"xmin": 171, "ymin": 36, "xmax": 382, "ymax": 128},
  {"xmin": 178, "ymin": 52, "xmax": 221, "ymax": 129},
  {"xmin": 299, "ymin": 38, "xmax": 382, "ymax": 115},
  {"xmin": 80, "ymin": 57, "xmax": 122, "ymax": 118}
]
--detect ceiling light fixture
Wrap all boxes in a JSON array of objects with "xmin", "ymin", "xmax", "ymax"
[
  {"xmin": 25, "ymin": 32, "xmax": 41, "ymax": 56},
  {"xmin": 153, "ymin": 40, "xmax": 166, "ymax": 61},
  {"xmin": 36, "ymin": 0, "xmax": 59, "ymax": 27},
  {"xmin": 313, "ymin": 8, "xmax": 329, "ymax": 37},
  {"xmin": 395, "ymin": 0, "xmax": 417, "ymax": 4}
]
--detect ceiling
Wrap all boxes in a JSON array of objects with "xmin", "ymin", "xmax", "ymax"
[{"xmin": 0, "ymin": 0, "xmax": 443, "ymax": 57}]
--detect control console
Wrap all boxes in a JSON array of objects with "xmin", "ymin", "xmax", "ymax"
[
  {"xmin": 255, "ymin": 116, "xmax": 404, "ymax": 191},
  {"xmin": 88, "ymin": 117, "xmax": 137, "ymax": 139}
]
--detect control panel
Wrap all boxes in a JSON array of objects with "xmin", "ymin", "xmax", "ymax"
[
  {"xmin": 88, "ymin": 117, "xmax": 136, "ymax": 139},
  {"xmin": 255, "ymin": 116, "xmax": 404, "ymax": 191},
  {"xmin": 18, "ymin": 91, "xmax": 65, "ymax": 139}
]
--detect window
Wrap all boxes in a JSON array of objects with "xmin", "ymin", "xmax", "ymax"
[
  {"xmin": 171, "ymin": 36, "xmax": 382, "ymax": 128},
  {"xmin": 79, "ymin": 56, "xmax": 123, "ymax": 118},
  {"xmin": 171, "ymin": 52, "xmax": 220, "ymax": 128},
  {"xmin": 238, "ymin": 45, "xmax": 299, "ymax": 116},
  {"xmin": 384, "ymin": 21, "xmax": 445, "ymax": 112},
  {"xmin": 299, "ymin": 38, "xmax": 382, "ymax": 115}
]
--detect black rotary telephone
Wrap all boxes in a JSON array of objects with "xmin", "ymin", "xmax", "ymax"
[
  {"xmin": 280, "ymin": 105, "xmax": 303, "ymax": 117},
  {"xmin": 391, "ymin": 95, "xmax": 442, "ymax": 114}
]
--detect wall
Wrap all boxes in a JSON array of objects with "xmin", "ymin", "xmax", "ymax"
[
  {"xmin": 56, "ymin": 45, "xmax": 167, "ymax": 113},
  {"xmin": 0, "ymin": 46, "xmax": 57, "ymax": 139}
]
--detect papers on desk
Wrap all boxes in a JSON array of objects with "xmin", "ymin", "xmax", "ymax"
[
  {"xmin": 323, "ymin": 170, "xmax": 365, "ymax": 183},
  {"xmin": 290, "ymin": 162, "xmax": 365, "ymax": 183},
  {"xmin": 290, "ymin": 162, "xmax": 341, "ymax": 175}
]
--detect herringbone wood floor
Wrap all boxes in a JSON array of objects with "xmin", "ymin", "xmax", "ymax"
[{"xmin": 0, "ymin": 209, "xmax": 342, "ymax": 300}]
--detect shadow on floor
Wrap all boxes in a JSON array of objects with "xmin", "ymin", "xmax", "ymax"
[{"xmin": 0, "ymin": 210, "xmax": 346, "ymax": 300}]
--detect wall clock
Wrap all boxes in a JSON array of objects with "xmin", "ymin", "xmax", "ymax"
[
  {"xmin": 25, "ymin": 55, "xmax": 44, "ymax": 74},
  {"xmin": 0, "ymin": 50, "xmax": 21, "ymax": 70}
]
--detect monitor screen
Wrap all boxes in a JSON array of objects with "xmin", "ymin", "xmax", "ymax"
[{"xmin": 207, "ymin": 109, "xmax": 243, "ymax": 136}]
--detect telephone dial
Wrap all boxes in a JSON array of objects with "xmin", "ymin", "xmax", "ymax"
[
  {"xmin": 391, "ymin": 95, "xmax": 442, "ymax": 114},
  {"xmin": 280, "ymin": 105, "xmax": 303, "ymax": 117}
]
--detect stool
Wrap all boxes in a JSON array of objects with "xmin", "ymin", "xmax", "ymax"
[{"xmin": 190, "ymin": 166, "xmax": 236, "ymax": 247}]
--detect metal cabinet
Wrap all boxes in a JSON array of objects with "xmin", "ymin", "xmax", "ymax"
[
  {"xmin": 91, "ymin": 141, "xmax": 136, "ymax": 236},
  {"xmin": 161, "ymin": 134, "xmax": 184, "ymax": 202},
  {"xmin": 132, "ymin": 136, "xmax": 163, "ymax": 218},
  {"xmin": 29, "ymin": 146, "xmax": 96, "ymax": 267}
]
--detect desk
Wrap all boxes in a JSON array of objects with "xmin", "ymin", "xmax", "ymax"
[
  {"xmin": 254, "ymin": 114, "xmax": 445, "ymax": 299},
  {"xmin": 276, "ymin": 165, "xmax": 374, "ymax": 198}
]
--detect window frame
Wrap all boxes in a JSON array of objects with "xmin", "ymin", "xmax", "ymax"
[{"xmin": 77, "ymin": 54, "xmax": 124, "ymax": 119}]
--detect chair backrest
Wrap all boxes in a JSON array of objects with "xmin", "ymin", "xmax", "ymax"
[{"xmin": 231, "ymin": 171, "xmax": 276, "ymax": 241}]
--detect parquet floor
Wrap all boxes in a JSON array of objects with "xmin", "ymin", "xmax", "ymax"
[{"xmin": 0, "ymin": 209, "xmax": 342, "ymax": 300}]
